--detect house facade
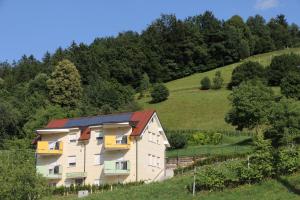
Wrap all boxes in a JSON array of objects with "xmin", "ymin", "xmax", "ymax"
[{"xmin": 35, "ymin": 110, "xmax": 170, "ymax": 187}]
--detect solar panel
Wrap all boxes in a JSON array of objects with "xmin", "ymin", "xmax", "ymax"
[{"xmin": 64, "ymin": 112, "xmax": 133, "ymax": 128}]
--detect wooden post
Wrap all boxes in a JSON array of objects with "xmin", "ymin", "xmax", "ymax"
[
  {"xmin": 247, "ymin": 155, "xmax": 250, "ymax": 169},
  {"xmin": 192, "ymin": 166, "xmax": 196, "ymax": 196}
]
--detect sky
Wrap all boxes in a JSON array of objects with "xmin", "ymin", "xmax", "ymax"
[{"xmin": 0, "ymin": 0, "xmax": 299, "ymax": 62}]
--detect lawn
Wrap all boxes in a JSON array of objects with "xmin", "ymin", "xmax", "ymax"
[
  {"xmin": 166, "ymin": 136, "xmax": 253, "ymax": 158},
  {"xmin": 44, "ymin": 172, "xmax": 300, "ymax": 200},
  {"xmin": 139, "ymin": 48, "xmax": 300, "ymax": 130}
]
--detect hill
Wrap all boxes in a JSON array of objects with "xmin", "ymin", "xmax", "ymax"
[{"xmin": 138, "ymin": 48, "xmax": 300, "ymax": 130}]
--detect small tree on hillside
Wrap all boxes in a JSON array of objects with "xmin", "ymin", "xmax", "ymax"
[
  {"xmin": 47, "ymin": 59, "xmax": 82, "ymax": 107},
  {"xmin": 151, "ymin": 83, "xmax": 169, "ymax": 103},
  {"xmin": 200, "ymin": 76, "xmax": 211, "ymax": 90},
  {"xmin": 212, "ymin": 71, "xmax": 224, "ymax": 89},
  {"xmin": 280, "ymin": 71, "xmax": 300, "ymax": 100},
  {"xmin": 225, "ymin": 81, "xmax": 275, "ymax": 137},
  {"xmin": 138, "ymin": 73, "xmax": 151, "ymax": 98}
]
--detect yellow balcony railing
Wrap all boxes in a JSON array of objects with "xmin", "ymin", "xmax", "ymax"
[
  {"xmin": 36, "ymin": 141, "xmax": 63, "ymax": 155},
  {"xmin": 104, "ymin": 135, "xmax": 130, "ymax": 150}
]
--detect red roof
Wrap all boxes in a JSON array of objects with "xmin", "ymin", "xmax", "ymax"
[
  {"xmin": 39, "ymin": 110, "xmax": 155, "ymax": 140},
  {"xmin": 46, "ymin": 119, "xmax": 68, "ymax": 128},
  {"xmin": 130, "ymin": 110, "xmax": 155, "ymax": 136},
  {"xmin": 79, "ymin": 127, "xmax": 91, "ymax": 140}
]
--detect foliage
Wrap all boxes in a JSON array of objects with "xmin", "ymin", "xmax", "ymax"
[
  {"xmin": 229, "ymin": 61, "xmax": 265, "ymax": 89},
  {"xmin": 226, "ymin": 81, "xmax": 274, "ymax": 132},
  {"xmin": 266, "ymin": 53, "xmax": 300, "ymax": 86},
  {"xmin": 200, "ymin": 76, "xmax": 211, "ymax": 90},
  {"xmin": 151, "ymin": 83, "xmax": 169, "ymax": 103},
  {"xmin": 212, "ymin": 71, "xmax": 223, "ymax": 89},
  {"xmin": 189, "ymin": 132, "xmax": 223, "ymax": 145},
  {"xmin": 0, "ymin": 150, "xmax": 48, "ymax": 200},
  {"xmin": 275, "ymin": 147, "xmax": 299, "ymax": 175},
  {"xmin": 138, "ymin": 73, "xmax": 151, "ymax": 97},
  {"xmin": 280, "ymin": 71, "xmax": 300, "ymax": 100},
  {"xmin": 47, "ymin": 59, "xmax": 82, "ymax": 107},
  {"xmin": 166, "ymin": 131, "xmax": 187, "ymax": 149},
  {"xmin": 265, "ymin": 98, "xmax": 300, "ymax": 148}
]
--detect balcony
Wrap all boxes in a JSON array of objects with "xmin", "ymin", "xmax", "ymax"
[
  {"xmin": 66, "ymin": 172, "xmax": 87, "ymax": 179},
  {"xmin": 36, "ymin": 165, "xmax": 62, "ymax": 179},
  {"xmin": 104, "ymin": 160, "xmax": 130, "ymax": 176},
  {"xmin": 104, "ymin": 135, "xmax": 130, "ymax": 150},
  {"xmin": 36, "ymin": 141, "xmax": 63, "ymax": 155}
]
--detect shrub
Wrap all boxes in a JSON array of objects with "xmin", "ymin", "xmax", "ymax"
[
  {"xmin": 190, "ymin": 132, "xmax": 206, "ymax": 145},
  {"xmin": 188, "ymin": 132, "xmax": 223, "ymax": 145},
  {"xmin": 276, "ymin": 148, "xmax": 299, "ymax": 175},
  {"xmin": 228, "ymin": 61, "xmax": 266, "ymax": 89},
  {"xmin": 280, "ymin": 71, "xmax": 300, "ymax": 100},
  {"xmin": 167, "ymin": 132, "xmax": 187, "ymax": 149},
  {"xmin": 151, "ymin": 83, "xmax": 169, "ymax": 103},
  {"xmin": 211, "ymin": 133, "xmax": 223, "ymax": 145},
  {"xmin": 200, "ymin": 76, "xmax": 211, "ymax": 90},
  {"xmin": 212, "ymin": 71, "xmax": 224, "ymax": 89},
  {"xmin": 195, "ymin": 166, "xmax": 226, "ymax": 191}
]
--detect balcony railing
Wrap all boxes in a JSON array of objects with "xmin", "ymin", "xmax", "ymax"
[
  {"xmin": 36, "ymin": 165, "xmax": 62, "ymax": 179},
  {"xmin": 104, "ymin": 160, "xmax": 130, "ymax": 175},
  {"xmin": 36, "ymin": 141, "xmax": 63, "ymax": 155},
  {"xmin": 66, "ymin": 172, "xmax": 87, "ymax": 179},
  {"xmin": 104, "ymin": 135, "xmax": 130, "ymax": 150}
]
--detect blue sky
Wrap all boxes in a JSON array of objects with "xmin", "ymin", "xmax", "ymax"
[{"xmin": 0, "ymin": 0, "xmax": 299, "ymax": 62}]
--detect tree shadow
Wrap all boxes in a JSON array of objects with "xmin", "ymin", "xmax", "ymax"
[
  {"xmin": 232, "ymin": 138, "xmax": 253, "ymax": 146},
  {"xmin": 276, "ymin": 176, "xmax": 300, "ymax": 195}
]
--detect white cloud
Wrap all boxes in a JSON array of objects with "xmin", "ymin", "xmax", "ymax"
[{"xmin": 255, "ymin": 0, "xmax": 279, "ymax": 10}]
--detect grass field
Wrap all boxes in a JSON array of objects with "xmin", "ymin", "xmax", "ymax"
[
  {"xmin": 166, "ymin": 136, "xmax": 253, "ymax": 158},
  {"xmin": 139, "ymin": 48, "xmax": 300, "ymax": 130},
  {"xmin": 45, "ymin": 172, "xmax": 300, "ymax": 200}
]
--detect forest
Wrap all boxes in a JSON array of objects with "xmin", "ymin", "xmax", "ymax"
[{"xmin": 0, "ymin": 11, "xmax": 300, "ymax": 145}]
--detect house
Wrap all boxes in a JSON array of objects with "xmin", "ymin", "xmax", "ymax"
[{"xmin": 34, "ymin": 110, "xmax": 170, "ymax": 187}]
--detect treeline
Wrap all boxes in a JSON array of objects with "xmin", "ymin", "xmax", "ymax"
[{"xmin": 0, "ymin": 11, "xmax": 300, "ymax": 143}]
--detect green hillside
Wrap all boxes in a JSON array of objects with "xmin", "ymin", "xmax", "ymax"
[{"xmin": 139, "ymin": 48, "xmax": 300, "ymax": 131}]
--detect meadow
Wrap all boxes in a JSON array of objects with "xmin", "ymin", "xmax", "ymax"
[{"xmin": 139, "ymin": 48, "xmax": 300, "ymax": 130}]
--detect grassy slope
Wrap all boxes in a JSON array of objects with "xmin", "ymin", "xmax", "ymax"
[
  {"xmin": 47, "ymin": 172, "xmax": 300, "ymax": 200},
  {"xmin": 166, "ymin": 135, "xmax": 253, "ymax": 158},
  {"xmin": 139, "ymin": 48, "xmax": 300, "ymax": 131}
]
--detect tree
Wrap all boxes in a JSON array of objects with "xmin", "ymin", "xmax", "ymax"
[
  {"xmin": 265, "ymin": 98, "xmax": 300, "ymax": 148},
  {"xmin": 200, "ymin": 76, "xmax": 211, "ymax": 90},
  {"xmin": 212, "ymin": 71, "xmax": 224, "ymax": 89},
  {"xmin": 151, "ymin": 83, "xmax": 169, "ymax": 103},
  {"xmin": 0, "ymin": 150, "xmax": 48, "ymax": 200},
  {"xmin": 47, "ymin": 59, "xmax": 82, "ymax": 107},
  {"xmin": 266, "ymin": 53, "xmax": 300, "ymax": 86},
  {"xmin": 86, "ymin": 79, "xmax": 134, "ymax": 110},
  {"xmin": 225, "ymin": 81, "xmax": 274, "ymax": 135},
  {"xmin": 27, "ymin": 73, "xmax": 49, "ymax": 95},
  {"xmin": 229, "ymin": 61, "xmax": 265, "ymax": 89},
  {"xmin": 138, "ymin": 73, "xmax": 151, "ymax": 97},
  {"xmin": 280, "ymin": 71, "xmax": 300, "ymax": 99}
]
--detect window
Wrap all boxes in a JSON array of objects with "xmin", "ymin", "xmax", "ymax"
[
  {"xmin": 95, "ymin": 131, "xmax": 103, "ymax": 141},
  {"xmin": 116, "ymin": 135, "xmax": 127, "ymax": 144},
  {"xmin": 48, "ymin": 141, "xmax": 58, "ymax": 150},
  {"xmin": 68, "ymin": 156, "xmax": 76, "ymax": 167},
  {"xmin": 152, "ymin": 155, "xmax": 155, "ymax": 166},
  {"xmin": 116, "ymin": 161, "xmax": 128, "ymax": 170},
  {"xmin": 157, "ymin": 135, "xmax": 160, "ymax": 144},
  {"xmin": 157, "ymin": 157, "xmax": 160, "ymax": 168},
  {"xmin": 69, "ymin": 134, "xmax": 77, "ymax": 143},
  {"xmin": 94, "ymin": 154, "xmax": 101, "ymax": 165}
]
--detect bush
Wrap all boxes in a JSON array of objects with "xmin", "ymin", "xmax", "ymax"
[
  {"xmin": 228, "ymin": 61, "xmax": 266, "ymax": 89},
  {"xmin": 188, "ymin": 132, "xmax": 223, "ymax": 145},
  {"xmin": 151, "ymin": 83, "xmax": 169, "ymax": 103},
  {"xmin": 211, "ymin": 133, "xmax": 223, "ymax": 145},
  {"xmin": 195, "ymin": 166, "xmax": 226, "ymax": 191},
  {"xmin": 200, "ymin": 76, "xmax": 211, "ymax": 90},
  {"xmin": 276, "ymin": 148, "xmax": 299, "ymax": 175},
  {"xmin": 212, "ymin": 71, "xmax": 224, "ymax": 89},
  {"xmin": 167, "ymin": 132, "xmax": 187, "ymax": 149},
  {"xmin": 266, "ymin": 53, "xmax": 300, "ymax": 86},
  {"xmin": 280, "ymin": 71, "xmax": 300, "ymax": 100}
]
